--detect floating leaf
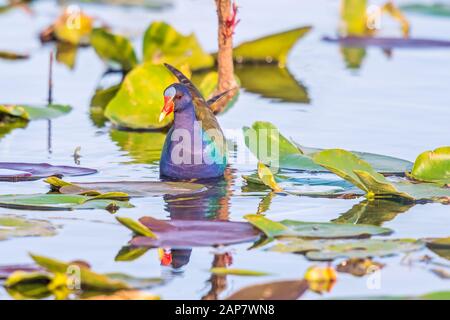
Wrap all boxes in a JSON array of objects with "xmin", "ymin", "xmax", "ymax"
[
  {"xmin": 91, "ymin": 85, "xmax": 121, "ymax": 110},
  {"xmin": 143, "ymin": 21, "xmax": 214, "ymax": 71},
  {"xmin": 210, "ymin": 268, "xmax": 271, "ymax": 276},
  {"xmin": 243, "ymin": 121, "xmax": 321, "ymax": 171},
  {"xmin": 323, "ymin": 36, "xmax": 450, "ymax": 49},
  {"xmin": 45, "ymin": 177, "xmax": 207, "ymax": 197},
  {"xmin": 245, "ymin": 214, "xmax": 392, "ymax": 239},
  {"xmin": 235, "ymin": 65, "xmax": 309, "ymax": 103},
  {"xmin": 4, "ymin": 271, "xmax": 53, "ymax": 300},
  {"xmin": 0, "ymin": 194, "xmax": 133, "ymax": 211},
  {"xmin": 400, "ymin": 3, "xmax": 450, "ymax": 17},
  {"xmin": 104, "ymin": 63, "xmax": 177, "ymax": 129},
  {"xmin": 53, "ymin": 8, "xmax": 93, "ymax": 45},
  {"xmin": 116, "ymin": 216, "xmax": 158, "ymax": 238},
  {"xmin": 226, "ymin": 280, "xmax": 308, "ymax": 300},
  {"xmin": 270, "ymin": 238, "xmax": 423, "ymax": 261},
  {"xmin": 340, "ymin": 0, "xmax": 367, "ymax": 36},
  {"xmin": 257, "ymin": 162, "xmax": 283, "ymax": 192},
  {"xmin": 409, "ymin": 146, "xmax": 450, "ymax": 185},
  {"xmin": 313, "ymin": 149, "xmax": 388, "ymax": 192},
  {"xmin": 0, "ymin": 104, "xmax": 71, "ymax": 121},
  {"xmin": 0, "ymin": 162, "xmax": 97, "ymax": 181},
  {"xmin": 427, "ymin": 237, "xmax": 450, "ymax": 249},
  {"xmin": 0, "ymin": 215, "xmax": 57, "ymax": 240},
  {"xmin": 304, "ymin": 265, "xmax": 337, "ymax": 293},
  {"xmin": 109, "ymin": 129, "xmax": 166, "ymax": 164},
  {"xmin": 90, "ymin": 28, "xmax": 138, "ymax": 71},
  {"xmin": 129, "ymin": 216, "xmax": 260, "ymax": 248},
  {"xmin": 30, "ymin": 254, "xmax": 130, "ymax": 292},
  {"xmin": 232, "ymin": 26, "xmax": 311, "ymax": 67}
]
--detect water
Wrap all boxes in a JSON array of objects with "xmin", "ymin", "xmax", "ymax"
[{"xmin": 0, "ymin": 0, "xmax": 449, "ymax": 299}]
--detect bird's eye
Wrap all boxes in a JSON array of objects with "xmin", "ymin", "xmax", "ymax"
[{"xmin": 175, "ymin": 94, "xmax": 182, "ymax": 100}]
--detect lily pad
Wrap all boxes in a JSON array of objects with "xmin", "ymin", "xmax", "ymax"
[
  {"xmin": 269, "ymin": 238, "xmax": 424, "ymax": 261},
  {"xmin": 0, "ymin": 162, "xmax": 97, "ymax": 181},
  {"xmin": 116, "ymin": 216, "xmax": 158, "ymax": 238},
  {"xmin": 0, "ymin": 104, "xmax": 71, "ymax": 121},
  {"xmin": 409, "ymin": 146, "xmax": 450, "ymax": 185},
  {"xmin": 104, "ymin": 63, "xmax": 177, "ymax": 129},
  {"xmin": 90, "ymin": 28, "xmax": 138, "ymax": 71},
  {"xmin": 257, "ymin": 162, "xmax": 283, "ymax": 192},
  {"xmin": 0, "ymin": 194, "xmax": 133, "ymax": 211},
  {"xmin": 323, "ymin": 36, "xmax": 450, "ymax": 49},
  {"xmin": 109, "ymin": 129, "xmax": 166, "ymax": 164},
  {"xmin": 143, "ymin": 21, "xmax": 214, "ymax": 71},
  {"xmin": 45, "ymin": 177, "xmax": 207, "ymax": 197},
  {"xmin": 232, "ymin": 26, "xmax": 312, "ymax": 67},
  {"xmin": 235, "ymin": 64, "xmax": 309, "ymax": 103},
  {"xmin": 0, "ymin": 215, "xmax": 57, "ymax": 240},
  {"xmin": 53, "ymin": 8, "xmax": 93, "ymax": 45},
  {"xmin": 128, "ymin": 216, "xmax": 260, "ymax": 248},
  {"xmin": 244, "ymin": 121, "xmax": 412, "ymax": 173},
  {"xmin": 0, "ymin": 50, "xmax": 29, "ymax": 60},
  {"xmin": 226, "ymin": 280, "xmax": 309, "ymax": 300},
  {"xmin": 244, "ymin": 214, "xmax": 392, "ymax": 239}
]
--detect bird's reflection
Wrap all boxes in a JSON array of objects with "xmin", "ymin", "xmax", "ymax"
[{"xmin": 157, "ymin": 168, "xmax": 234, "ymax": 298}]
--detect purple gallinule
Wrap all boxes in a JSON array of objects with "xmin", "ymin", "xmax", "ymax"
[{"xmin": 159, "ymin": 64, "xmax": 229, "ymax": 180}]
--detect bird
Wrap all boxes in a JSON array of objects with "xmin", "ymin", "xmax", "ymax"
[{"xmin": 158, "ymin": 63, "xmax": 230, "ymax": 180}]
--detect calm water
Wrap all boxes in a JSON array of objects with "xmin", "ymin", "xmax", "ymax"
[{"xmin": 0, "ymin": 0, "xmax": 449, "ymax": 299}]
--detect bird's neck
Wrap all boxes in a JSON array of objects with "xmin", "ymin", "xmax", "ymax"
[{"xmin": 173, "ymin": 104, "xmax": 196, "ymax": 131}]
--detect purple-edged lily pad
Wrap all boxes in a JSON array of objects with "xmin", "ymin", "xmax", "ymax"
[
  {"xmin": 129, "ymin": 217, "xmax": 261, "ymax": 248},
  {"xmin": 322, "ymin": 36, "xmax": 450, "ymax": 49},
  {"xmin": 0, "ymin": 163, "xmax": 97, "ymax": 181}
]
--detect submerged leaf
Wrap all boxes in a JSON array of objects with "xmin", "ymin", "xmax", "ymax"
[
  {"xmin": 90, "ymin": 28, "xmax": 138, "ymax": 71},
  {"xmin": 270, "ymin": 238, "xmax": 423, "ymax": 261},
  {"xmin": 0, "ymin": 162, "xmax": 97, "ymax": 182},
  {"xmin": 143, "ymin": 21, "xmax": 214, "ymax": 71},
  {"xmin": 245, "ymin": 214, "xmax": 392, "ymax": 239},
  {"xmin": 129, "ymin": 216, "xmax": 260, "ymax": 248},
  {"xmin": 232, "ymin": 26, "xmax": 312, "ymax": 67},
  {"xmin": 104, "ymin": 63, "xmax": 177, "ymax": 129},
  {"xmin": 0, "ymin": 215, "xmax": 57, "ymax": 240},
  {"xmin": 0, "ymin": 104, "xmax": 71, "ymax": 121},
  {"xmin": 409, "ymin": 146, "xmax": 450, "ymax": 185},
  {"xmin": 226, "ymin": 280, "xmax": 308, "ymax": 300}
]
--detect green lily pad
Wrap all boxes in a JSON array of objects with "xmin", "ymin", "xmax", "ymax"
[
  {"xmin": 116, "ymin": 216, "xmax": 158, "ymax": 238},
  {"xmin": 104, "ymin": 63, "xmax": 176, "ymax": 129},
  {"xmin": 4, "ymin": 271, "xmax": 53, "ymax": 300},
  {"xmin": 269, "ymin": 238, "xmax": 423, "ymax": 261},
  {"xmin": 90, "ymin": 28, "xmax": 138, "ymax": 71},
  {"xmin": 45, "ymin": 176, "xmax": 207, "ymax": 197},
  {"xmin": 232, "ymin": 26, "xmax": 311, "ymax": 67},
  {"xmin": 333, "ymin": 199, "xmax": 414, "ymax": 226},
  {"xmin": 0, "ymin": 215, "xmax": 57, "ymax": 240},
  {"xmin": 30, "ymin": 254, "xmax": 130, "ymax": 292},
  {"xmin": 0, "ymin": 121, "xmax": 27, "ymax": 141},
  {"xmin": 409, "ymin": 146, "xmax": 450, "ymax": 185},
  {"xmin": 209, "ymin": 268, "xmax": 271, "ymax": 276},
  {"xmin": 109, "ymin": 129, "xmax": 166, "ymax": 164},
  {"xmin": 0, "ymin": 194, "xmax": 133, "ymax": 211},
  {"xmin": 243, "ymin": 122, "xmax": 321, "ymax": 171},
  {"xmin": 244, "ymin": 122, "xmax": 412, "ymax": 173},
  {"xmin": 197, "ymin": 71, "xmax": 218, "ymax": 99},
  {"xmin": 244, "ymin": 214, "xmax": 392, "ymax": 239},
  {"xmin": 426, "ymin": 237, "xmax": 450, "ymax": 261},
  {"xmin": 143, "ymin": 21, "xmax": 214, "ymax": 71},
  {"xmin": 401, "ymin": 3, "xmax": 450, "ymax": 17},
  {"xmin": 0, "ymin": 104, "xmax": 71, "ymax": 121},
  {"xmin": 235, "ymin": 64, "xmax": 309, "ymax": 103}
]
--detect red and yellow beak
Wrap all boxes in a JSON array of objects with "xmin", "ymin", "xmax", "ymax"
[{"xmin": 159, "ymin": 96, "xmax": 174, "ymax": 123}]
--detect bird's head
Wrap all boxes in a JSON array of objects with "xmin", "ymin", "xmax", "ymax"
[{"xmin": 159, "ymin": 83, "xmax": 192, "ymax": 123}]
